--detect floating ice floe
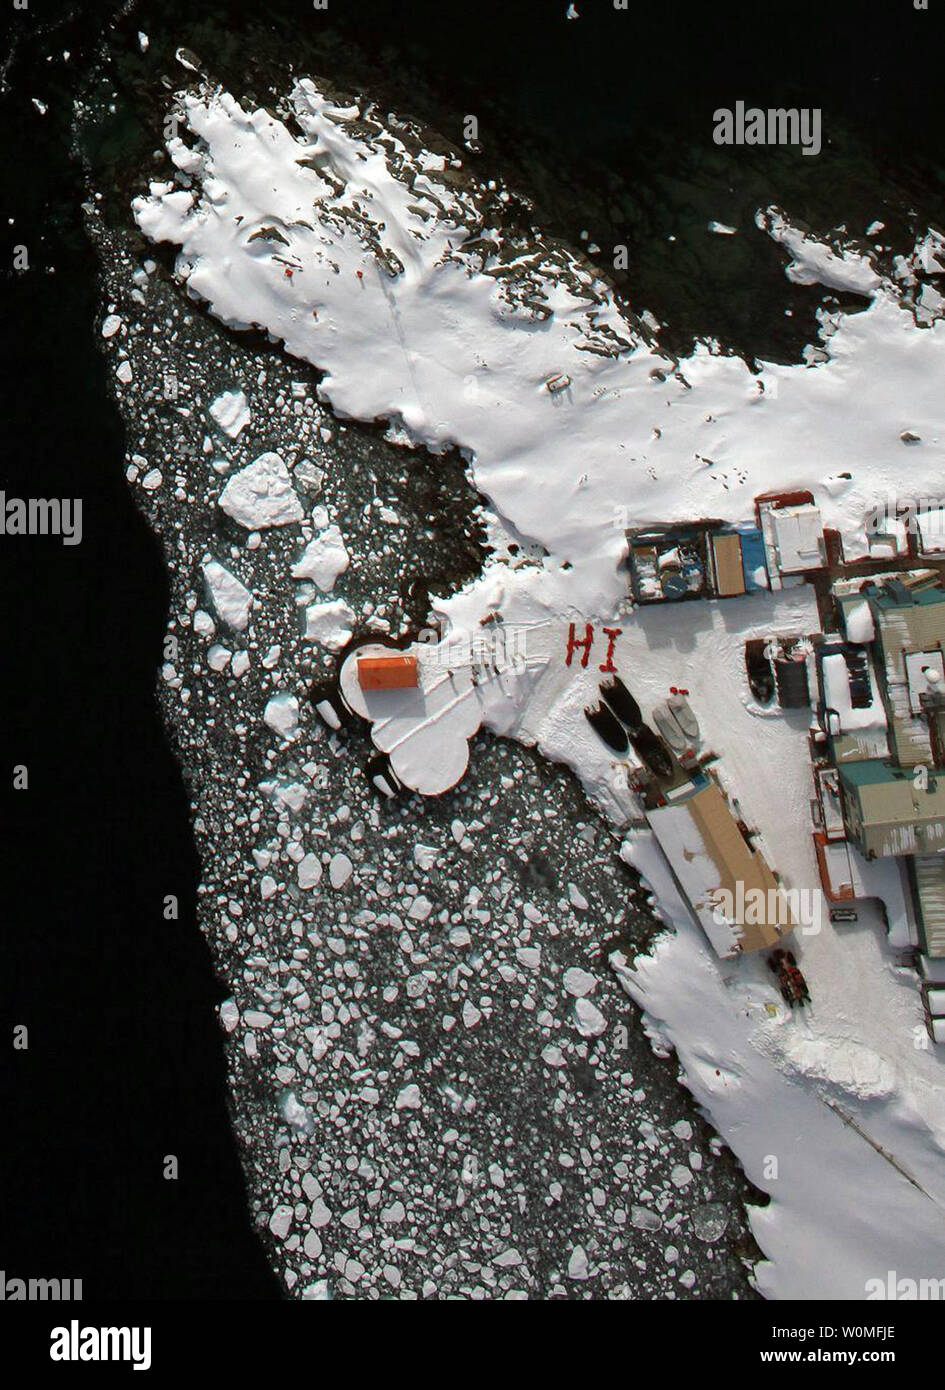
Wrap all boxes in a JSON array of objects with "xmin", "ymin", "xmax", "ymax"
[
  {"xmin": 292, "ymin": 523, "xmax": 349, "ymax": 591},
  {"xmin": 303, "ymin": 597, "xmax": 355, "ymax": 650},
  {"xmin": 263, "ymin": 692, "xmax": 300, "ymax": 742},
  {"xmin": 297, "ymin": 853, "xmax": 322, "ymax": 890},
  {"xmin": 209, "ymin": 387, "xmax": 251, "ymax": 438},
  {"xmin": 759, "ymin": 206, "xmax": 881, "ymax": 296},
  {"xmin": 328, "ymin": 852, "xmax": 353, "ymax": 889},
  {"xmin": 202, "ymin": 558, "xmax": 252, "ymax": 631},
  {"xmin": 219, "ymin": 451, "xmax": 303, "ymax": 528}
]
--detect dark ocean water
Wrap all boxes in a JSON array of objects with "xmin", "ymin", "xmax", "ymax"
[
  {"xmin": 83, "ymin": 0, "xmax": 945, "ymax": 360},
  {"xmin": 1, "ymin": 0, "xmax": 944, "ymax": 1300},
  {"xmin": 0, "ymin": 1, "xmax": 281, "ymax": 1299}
]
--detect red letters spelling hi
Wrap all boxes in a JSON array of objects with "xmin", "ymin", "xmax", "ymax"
[
  {"xmin": 565, "ymin": 622, "xmax": 594, "ymax": 668},
  {"xmin": 599, "ymin": 627, "xmax": 622, "ymax": 673}
]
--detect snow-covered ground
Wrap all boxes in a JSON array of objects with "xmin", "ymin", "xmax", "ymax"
[{"xmin": 126, "ymin": 75, "xmax": 945, "ymax": 1298}]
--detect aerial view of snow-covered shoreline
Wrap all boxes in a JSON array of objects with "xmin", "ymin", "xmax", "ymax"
[{"xmin": 10, "ymin": 0, "xmax": 945, "ymax": 1327}]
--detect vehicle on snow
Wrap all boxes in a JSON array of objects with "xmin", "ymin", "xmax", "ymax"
[
  {"xmin": 745, "ymin": 638, "xmax": 775, "ymax": 704},
  {"xmin": 768, "ymin": 947, "xmax": 810, "ymax": 1007}
]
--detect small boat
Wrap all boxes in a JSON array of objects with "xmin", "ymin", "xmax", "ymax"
[
  {"xmin": 667, "ymin": 692, "xmax": 699, "ymax": 743},
  {"xmin": 652, "ymin": 702, "xmax": 689, "ymax": 755},
  {"xmin": 585, "ymin": 702, "xmax": 630, "ymax": 754},
  {"xmin": 600, "ymin": 675, "xmax": 643, "ymax": 732},
  {"xmin": 630, "ymin": 723, "xmax": 674, "ymax": 780}
]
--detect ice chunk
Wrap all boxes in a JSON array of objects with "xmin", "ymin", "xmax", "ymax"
[
  {"xmin": 396, "ymin": 1084, "xmax": 421, "ymax": 1110},
  {"xmin": 268, "ymin": 1205, "xmax": 293, "ymax": 1239},
  {"xmin": 304, "ymin": 597, "xmax": 355, "ymax": 650},
  {"xmin": 203, "ymin": 559, "xmax": 252, "ymax": 631},
  {"xmin": 292, "ymin": 524, "xmax": 349, "ymax": 592},
  {"xmin": 219, "ymin": 452, "xmax": 303, "ymax": 528},
  {"xmin": 298, "ymin": 853, "xmax": 322, "ymax": 889},
  {"xmin": 563, "ymin": 966, "xmax": 596, "ymax": 997},
  {"xmin": 209, "ymin": 387, "xmax": 250, "ymax": 439},
  {"xmin": 574, "ymin": 998, "xmax": 607, "ymax": 1037},
  {"xmin": 692, "ymin": 1202, "xmax": 729, "ymax": 1243},
  {"xmin": 264, "ymin": 693, "xmax": 300, "ymax": 742},
  {"xmin": 329, "ymin": 852, "xmax": 353, "ymax": 889},
  {"xmin": 630, "ymin": 1205, "xmax": 662, "ymax": 1232}
]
